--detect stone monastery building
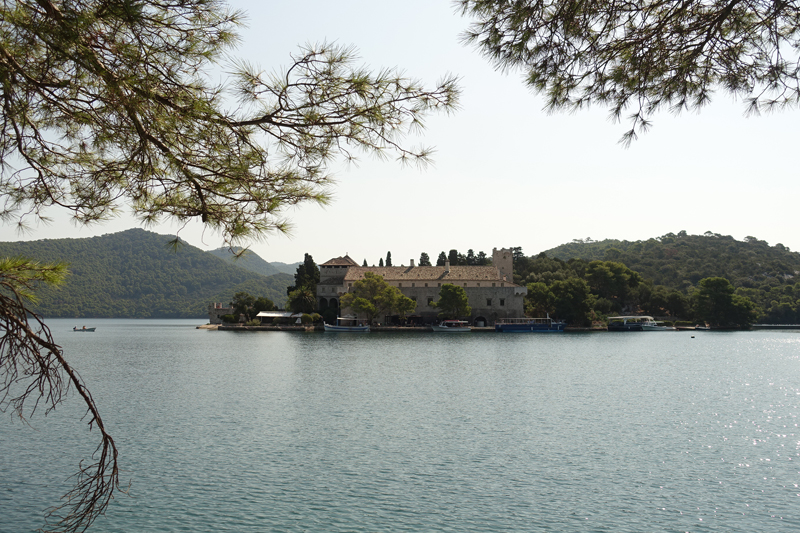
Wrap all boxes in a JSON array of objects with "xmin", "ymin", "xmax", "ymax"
[{"xmin": 317, "ymin": 248, "xmax": 527, "ymax": 325}]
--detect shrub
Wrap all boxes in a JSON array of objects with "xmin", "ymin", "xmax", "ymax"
[
  {"xmin": 221, "ymin": 314, "xmax": 237, "ymax": 324},
  {"xmin": 300, "ymin": 313, "xmax": 313, "ymax": 324}
]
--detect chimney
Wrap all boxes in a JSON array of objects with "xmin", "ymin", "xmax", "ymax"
[
  {"xmin": 410, "ymin": 259, "xmax": 415, "ymax": 267},
  {"xmin": 445, "ymin": 261, "xmax": 450, "ymax": 273}
]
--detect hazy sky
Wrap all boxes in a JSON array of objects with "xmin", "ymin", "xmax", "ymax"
[{"xmin": 1, "ymin": 0, "xmax": 798, "ymax": 265}]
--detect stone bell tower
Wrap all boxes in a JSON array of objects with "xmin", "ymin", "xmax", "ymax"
[{"xmin": 492, "ymin": 247, "xmax": 513, "ymax": 281}]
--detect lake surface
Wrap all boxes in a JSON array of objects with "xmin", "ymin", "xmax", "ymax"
[{"xmin": 2, "ymin": 319, "xmax": 799, "ymax": 532}]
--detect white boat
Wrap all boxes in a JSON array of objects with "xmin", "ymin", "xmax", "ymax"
[
  {"xmin": 641, "ymin": 319, "xmax": 676, "ymax": 331},
  {"xmin": 73, "ymin": 326, "xmax": 96, "ymax": 332},
  {"xmin": 607, "ymin": 316, "xmax": 675, "ymax": 331},
  {"xmin": 324, "ymin": 317, "xmax": 369, "ymax": 332},
  {"xmin": 430, "ymin": 320, "xmax": 471, "ymax": 332}
]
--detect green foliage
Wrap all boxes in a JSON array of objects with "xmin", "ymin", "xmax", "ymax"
[
  {"xmin": 431, "ymin": 283, "xmax": 472, "ymax": 319},
  {"xmin": 419, "ymin": 252, "xmax": 432, "ymax": 266},
  {"xmin": 221, "ymin": 314, "xmax": 238, "ymax": 324},
  {"xmin": 340, "ymin": 272, "xmax": 416, "ymax": 324},
  {"xmin": 286, "ymin": 287, "xmax": 316, "ymax": 314},
  {"xmin": 584, "ymin": 261, "xmax": 642, "ymax": 308},
  {"xmin": 230, "ymin": 292, "xmax": 275, "ymax": 321},
  {"xmin": 287, "ymin": 253, "xmax": 320, "ymax": 296},
  {"xmin": 207, "ymin": 247, "xmax": 297, "ymax": 277},
  {"xmin": 253, "ymin": 297, "xmax": 277, "ymax": 314},
  {"xmin": 231, "ymin": 292, "xmax": 256, "ymax": 320},
  {"xmin": 300, "ymin": 313, "xmax": 314, "ymax": 324},
  {"xmin": 693, "ymin": 277, "xmax": 758, "ymax": 328},
  {"xmin": 525, "ymin": 282, "xmax": 555, "ymax": 317},
  {"xmin": 0, "ymin": 256, "xmax": 117, "ymax": 533},
  {"xmin": 0, "ymin": 229, "xmax": 290, "ymax": 318},
  {"xmin": 542, "ymin": 232, "xmax": 800, "ymax": 322},
  {"xmin": 0, "ymin": 257, "xmax": 68, "ymax": 302},
  {"xmin": 386, "ymin": 252, "xmax": 392, "ymax": 267},
  {"xmin": 550, "ymin": 278, "xmax": 594, "ymax": 327},
  {"xmin": 0, "ymin": 1, "xmax": 459, "ymax": 246},
  {"xmin": 459, "ymin": 0, "xmax": 800, "ymax": 143},
  {"xmin": 432, "ymin": 248, "xmax": 491, "ymax": 266}
]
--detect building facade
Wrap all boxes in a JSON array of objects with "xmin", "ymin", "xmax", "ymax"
[
  {"xmin": 317, "ymin": 248, "xmax": 526, "ymax": 325},
  {"xmin": 208, "ymin": 302, "xmax": 233, "ymax": 324}
]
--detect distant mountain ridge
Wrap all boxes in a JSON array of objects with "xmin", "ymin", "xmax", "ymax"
[
  {"xmin": 0, "ymin": 228, "xmax": 291, "ymax": 318},
  {"xmin": 206, "ymin": 246, "xmax": 299, "ymax": 277}
]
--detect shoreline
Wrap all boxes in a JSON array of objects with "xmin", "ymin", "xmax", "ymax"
[
  {"xmin": 198, "ymin": 324, "xmax": 786, "ymax": 332},
  {"xmin": 207, "ymin": 324, "xmax": 623, "ymax": 332}
]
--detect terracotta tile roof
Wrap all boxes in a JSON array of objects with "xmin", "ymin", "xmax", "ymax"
[
  {"xmin": 320, "ymin": 255, "xmax": 360, "ymax": 267},
  {"xmin": 341, "ymin": 266, "xmax": 518, "ymax": 285}
]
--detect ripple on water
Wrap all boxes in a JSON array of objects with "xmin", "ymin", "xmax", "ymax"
[{"xmin": 2, "ymin": 323, "xmax": 799, "ymax": 532}]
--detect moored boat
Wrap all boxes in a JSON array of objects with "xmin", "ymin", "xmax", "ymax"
[
  {"xmin": 430, "ymin": 320, "xmax": 471, "ymax": 332},
  {"xmin": 495, "ymin": 316, "xmax": 566, "ymax": 332},
  {"xmin": 324, "ymin": 317, "xmax": 369, "ymax": 332},
  {"xmin": 607, "ymin": 316, "xmax": 675, "ymax": 331}
]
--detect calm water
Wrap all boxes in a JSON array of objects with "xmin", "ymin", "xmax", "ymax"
[{"xmin": 2, "ymin": 319, "xmax": 799, "ymax": 532}]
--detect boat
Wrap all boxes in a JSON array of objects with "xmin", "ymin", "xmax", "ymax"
[
  {"xmin": 430, "ymin": 320, "xmax": 471, "ymax": 332},
  {"xmin": 323, "ymin": 317, "xmax": 369, "ymax": 332},
  {"xmin": 641, "ymin": 318, "xmax": 676, "ymax": 331},
  {"xmin": 495, "ymin": 316, "xmax": 566, "ymax": 332},
  {"xmin": 73, "ymin": 326, "xmax": 96, "ymax": 332},
  {"xmin": 607, "ymin": 316, "xmax": 675, "ymax": 331}
]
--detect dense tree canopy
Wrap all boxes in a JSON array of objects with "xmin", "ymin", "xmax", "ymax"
[
  {"xmin": 0, "ymin": 229, "xmax": 291, "ymax": 317},
  {"xmin": 340, "ymin": 272, "xmax": 416, "ymax": 324},
  {"xmin": 544, "ymin": 231, "xmax": 800, "ymax": 321},
  {"xmin": 231, "ymin": 291, "xmax": 275, "ymax": 321},
  {"xmin": 459, "ymin": 0, "xmax": 800, "ymax": 143},
  {"xmin": 693, "ymin": 277, "xmax": 757, "ymax": 327},
  {"xmin": 431, "ymin": 283, "xmax": 472, "ymax": 319}
]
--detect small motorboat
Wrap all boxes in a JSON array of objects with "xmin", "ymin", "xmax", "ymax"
[
  {"xmin": 324, "ymin": 317, "xmax": 369, "ymax": 332},
  {"xmin": 73, "ymin": 326, "xmax": 96, "ymax": 332},
  {"xmin": 430, "ymin": 320, "xmax": 471, "ymax": 332}
]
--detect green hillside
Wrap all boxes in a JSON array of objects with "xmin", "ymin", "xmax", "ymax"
[
  {"xmin": 0, "ymin": 228, "xmax": 291, "ymax": 318},
  {"xmin": 206, "ymin": 247, "xmax": 300, "ymax": 277},
  {"xmin": 538, "ymin": 231, "xmax": 800, "ymax": 323},
  {"xmin": 543, "ymin": 231, "xmax": 800, "ymax": 290}
]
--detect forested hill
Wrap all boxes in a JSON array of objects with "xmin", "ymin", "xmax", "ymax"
[
  {"xmin": 543, "ymin": 231, "xmax": 800, "ymax": 291},
  {"xmin": 0, "ymin": 228, "xmax": 291, "ymax": 318},
  {"xmin": 206, "ymin": 246, "xmax": 299, "ymax": 277}
]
